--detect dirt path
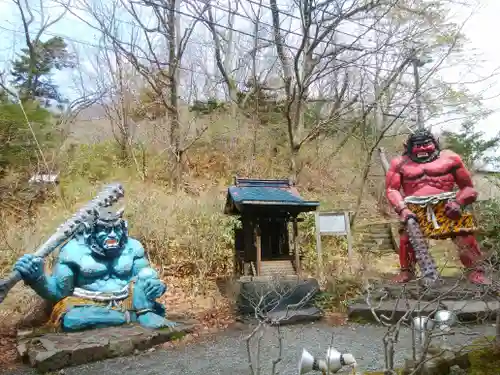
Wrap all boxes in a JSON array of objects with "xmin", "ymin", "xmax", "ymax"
[{"xmin": 4, "ymin": 321, "xmax": 495, "ymax": 375}]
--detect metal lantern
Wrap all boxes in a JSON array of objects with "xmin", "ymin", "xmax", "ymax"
[
  {"xmin": 412, "ymin": 315, "xmax": 434, "ymax": 348},
  {"xmin": 433, "ymin": 309, "xmax": 457, "ymax": 346},
  {"xmin": 412, "ymin": 315, "xmax": 435, "ymax": 332},
  {"xmin": 299, "ymin": 347, "xmax": 357, "ymax": 374},
  {"xmin": 325, "ymin": 347, "xmax": 357, "ymax": 373},
  {"xmin": 434, "ymin": 309, "xmax": 457, "ymax": 330}
]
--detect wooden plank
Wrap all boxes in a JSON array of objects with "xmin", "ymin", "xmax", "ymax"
[
  {"xmin": 314, "ymin": 212, "xmax": 323, "ymax": 281},
  {"xmin": 345, "ymin": 211, "xmax": 353, "ymax": 259},
  {"xmin": 255, "ymin": 226, "xmax": 262, "ymax": 276},
  {"xmin": 292, "ymin": 220, "xmax": 300, "ymax": 277}
]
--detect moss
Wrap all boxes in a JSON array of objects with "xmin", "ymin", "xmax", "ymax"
[
  {"xmin": 467, "ymin": 337, "xmax": 500, "ymax": 375},
  {"xmin": 157, "ymin": 328, "xmax": 187, "ymax": 341},
  {"xmin": 347, "ymin": 315, "xmax": 372, "ymax": 324}
]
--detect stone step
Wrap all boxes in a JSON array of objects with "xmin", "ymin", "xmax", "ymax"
[
  {"xmin": 360, "ymin": 248, "xmax": 396, "ymax": 254},
  {"xmin": 260, "ymin": 260, "xmax": 296, "ymax": 276},
  {"xmin": 357, "ymin": 234, "xmax": 392, "ymax": 241},
  {"xmin": 356, "ymin": 236, "xmax": 393, "ymax": 243},
  {"xmin": 359, "ymin": 242, "xmax": 394, "ymax": 250},
  {"xmin": 355, "ymin": 225, "xmax": 391, "ymax": 232},
  {"xmin": 348, "ymin": 299, "xmax": 499, "ymax": 324}
]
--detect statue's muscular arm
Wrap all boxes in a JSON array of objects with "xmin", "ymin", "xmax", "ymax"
[
  {"xmin": 447, "ymin": 151, "xmax": 478, "ymax": 205},
  {"xmin": 386, "ymin": 157, "xmax": 406, "ymax": 213},
  {"xmin": 129, "ymin": 238, "xmax": 152, "ymax": 276},
  {"xmin": 30, "ymin": 248, "xmax": 76, "ymax": 302},
  {"xmin": 129, "ymin": 238, "xmax": 167, "ymax": 298}
]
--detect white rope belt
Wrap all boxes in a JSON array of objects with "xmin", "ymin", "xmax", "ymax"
[
  {"xmin": 72, "ymin": 285, "xmax": 132, "ymax": 322},
  {"xmin": 404, "ymin": 192, "xmax": 457, "ymax": 229},
  {"xmin": 73, "ymin": 285, "xmax": 129, "ymax": 302}
]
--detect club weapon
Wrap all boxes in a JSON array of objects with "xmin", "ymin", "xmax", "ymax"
[{"xmin": 0, "ymin": 183, "xmax": 125, "ymax": 304}]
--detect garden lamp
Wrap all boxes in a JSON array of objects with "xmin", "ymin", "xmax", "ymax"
[
  {"xmin": 412, "ymin": 315, "xmax": 434, "ymax": 349},
  {"xmin": 299, "ymin": 347, "xmax": 357, "ymax": 374},
  {"xmin": 433, "ymin": 309, "xmax": 457, "ymax": 347}
]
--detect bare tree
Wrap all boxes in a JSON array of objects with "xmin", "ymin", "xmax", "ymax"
[
  {"xmin": 195, "ymin": 1, "xmax": 240, "ymax": 116},
  {"xmin": 348, "ymin": 0, "xmax": 483, "ymax": 224},
  {"xmin": 64, "ymin": 0, "xmax": 210, "ymax": 188},
  {"xmin": 242, "ymin": 277, "xmax": 318, "ymax": 375},
  {"xmin": 266, "ymin": 0, "xmax": 404, "ymax": 181},
  {"xmin": 365, "ymin": 259, "xmax": 499, "ymax": 375}
]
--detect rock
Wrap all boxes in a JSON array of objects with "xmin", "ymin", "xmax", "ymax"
[
  {"xmin": 268, "ymin": 307, "xmax": 323, "ymax": 326},
  {"xmin": 237, "ymin": 277, "xmax": 320, "ymax": 316},
  {"xmin": 403, "ymin": 346, "xmax": 476, "ymax": 375},
  {"xmin": 17, "ymin": 324, "xmax": 194, "ymax": 372},
  {"xmin": 449, "ymin": 365, "xmax": 467, "ymax": 375}
]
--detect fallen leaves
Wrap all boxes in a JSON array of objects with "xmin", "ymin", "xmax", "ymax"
[
  {"xmin": 157, "ymin": 276, "xmax": 236, "ymax": 350},
  {"xmin": 324, "ymin": 312, "xmax": 348, "ymax": 326},
  {"xmin": 0, "ymin": 325, "xmax": 19, "ymax": 369}
]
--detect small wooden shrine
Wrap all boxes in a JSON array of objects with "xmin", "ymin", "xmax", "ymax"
[{"xmin": 224, "ymin": 177, "xmax": 320, "ymax": 278}]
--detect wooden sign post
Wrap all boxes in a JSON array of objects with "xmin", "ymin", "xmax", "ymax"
[{"xmin": 314, "ymin": 211, "xmax": 353, "ymax": 278}]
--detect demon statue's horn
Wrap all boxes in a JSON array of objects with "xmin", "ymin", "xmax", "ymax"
[
  {"xmin": 0, "ymin": 183, "xmax": 125, "ymax": 304},
  {"xmin": 378, "ymin": 148, "xmax": 438, "ymax": 285}
]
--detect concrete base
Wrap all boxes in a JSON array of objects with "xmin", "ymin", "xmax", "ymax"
[
  {"xmin": 236, "ymin": 277, "xmax": 321, "ymax": 322},
  {"xmin": 17, "ymin": 323, "xmax": 195, "ymax": 373},
  {"xmin": 348, "ymin": 276, "xmax": 499, "ymax": 324}
]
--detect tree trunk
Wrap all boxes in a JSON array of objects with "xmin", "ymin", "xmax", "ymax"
[{"xmin": 167, "ymin": 0, "xmax": 181, "ymax": 189}]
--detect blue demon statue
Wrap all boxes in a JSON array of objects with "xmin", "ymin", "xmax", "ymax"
[{"xmin": 13, "ymin": 207, "xmax": 177, "ymax": 332}]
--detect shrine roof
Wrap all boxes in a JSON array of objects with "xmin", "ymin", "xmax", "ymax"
[{"xmin": 224, "ymin": 177, "xmax": 320, "ymax": 216}]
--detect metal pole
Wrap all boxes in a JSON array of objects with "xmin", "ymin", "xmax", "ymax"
[{"xmin": 411, "ymin": 48, "xmax": 425, "ymax": 130}]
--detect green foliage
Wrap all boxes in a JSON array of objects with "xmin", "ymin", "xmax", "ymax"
[
  {"xmin": 11, "ymin": 36, "xmax": 75, "ymax": 105},
  {"xmin": 237, "ymin": 81, "xmax": 285, "ymax": 125},
  {"xmin": 443, "ymin": 121, "xmax": 500, "ymax": 264},
  {"xmin": 475, "ymin": 199, "xmax": 500, "ymax": 266},
  {"xmin": 60, "ymin": 142, "xmax": 139, "ymax": 182},
  {"xmin": 0, "ymin": 99, "xmax": 52, "ymax": 173},
  {"xmin": 189, "ymin": 98, "xmax": 226, "ymax": 114},
  {"xmin": 442, "ymin": 121, "xmax": 500, "ymax": 169},
  {"xmin": 467, "ymin": 337, "xmax": 500, "ymax": 375}
]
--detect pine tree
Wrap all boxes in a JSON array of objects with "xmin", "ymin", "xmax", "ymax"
[
  {"xmin": 10, "ymin": 36, "xmax": 75, "ymax": 105},
  {"xmin": 442, "ymin": 121, "xmax": 500, "ymax": 170}
]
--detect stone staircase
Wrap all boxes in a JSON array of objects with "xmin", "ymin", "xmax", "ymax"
[
  {"xmin": 354, "ymin": 222, "xmax": 397, "ymax": 254},
  {"xmin": 260, "ymin": 260, "xmax": 296, "ymax": 276}
]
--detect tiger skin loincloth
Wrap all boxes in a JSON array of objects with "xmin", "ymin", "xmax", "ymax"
[
  {"xmin": 47, "ymin": 283, "xmax": 135, "ymax": 330},
  {"xmin": 401, "ymin": 192, "xmax": 477, "ymax": 240}
]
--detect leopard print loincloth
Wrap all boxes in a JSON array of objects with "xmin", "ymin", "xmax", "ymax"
[{"xmin": 403, "ymin": 193, "xmax": 477, "ymax": 240}]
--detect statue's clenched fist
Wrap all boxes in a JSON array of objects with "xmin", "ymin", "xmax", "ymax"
[
  {"xmin": 143, "ymin": 278, "xmax": 166, "ymax": 300},
  {"xmin": 14, "ymin": 254, "xmax": 44, "ymax": 283}
]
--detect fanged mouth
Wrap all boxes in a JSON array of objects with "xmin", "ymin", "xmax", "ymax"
[
  {"xmin": 106, "ymin": 239, "xmax": 118, "ymax": 246},
  {"xmin": 417, "ymin": 152, "xmax": 429, "ymax": 158}
]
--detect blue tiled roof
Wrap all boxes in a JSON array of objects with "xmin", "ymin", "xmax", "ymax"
[{"xmin": 224, "ymin": 177, "xmax": 319, "ymax": 215}]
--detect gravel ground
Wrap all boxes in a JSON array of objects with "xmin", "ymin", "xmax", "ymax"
[{"xmin": 4, "ymin": 322, "xmax": 496, "ymax": 375}]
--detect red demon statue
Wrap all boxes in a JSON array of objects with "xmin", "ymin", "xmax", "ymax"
[{"xmin": 385, "ymin": 129, "xmax": 490, "ymax": 285}]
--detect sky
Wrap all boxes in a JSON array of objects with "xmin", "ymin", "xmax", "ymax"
[{"xmin": 0, "ymin": 0, "xmax": 500, "ymax": 141}]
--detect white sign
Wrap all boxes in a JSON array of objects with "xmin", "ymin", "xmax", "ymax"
[
  {"xmin": 314, "ymin": 211, "xmax": 353, "ymax": 275},
  {"xmin": 318, "ymin": 213, "xmax": 348, "ymax": 234}
]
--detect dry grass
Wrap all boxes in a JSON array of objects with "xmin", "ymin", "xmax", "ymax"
[{"xmin": 0, "ymin": 114, "xmax": 391, "ymax": 367}]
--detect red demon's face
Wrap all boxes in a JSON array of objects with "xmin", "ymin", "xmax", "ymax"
[{"xmin": 411, "ymin": 139, "xmax": 436, "ymax": 160}]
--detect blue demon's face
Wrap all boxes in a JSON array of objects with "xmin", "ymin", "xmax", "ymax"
[{"xmin": 94, "ymin": 223, "xmax": 125, "ymax": 254}]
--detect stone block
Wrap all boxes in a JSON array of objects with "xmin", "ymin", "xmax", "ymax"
[
  {"xmin": 441, "ymin": 300, "xmax": 499, "ymax": 322},
  {"xmin": 17, "ymin": 323, "xmax": 194, "ymax": 373},
  {"xmin": 348, "ymin": 299, "xmax": 440, "ymax": 323}
]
